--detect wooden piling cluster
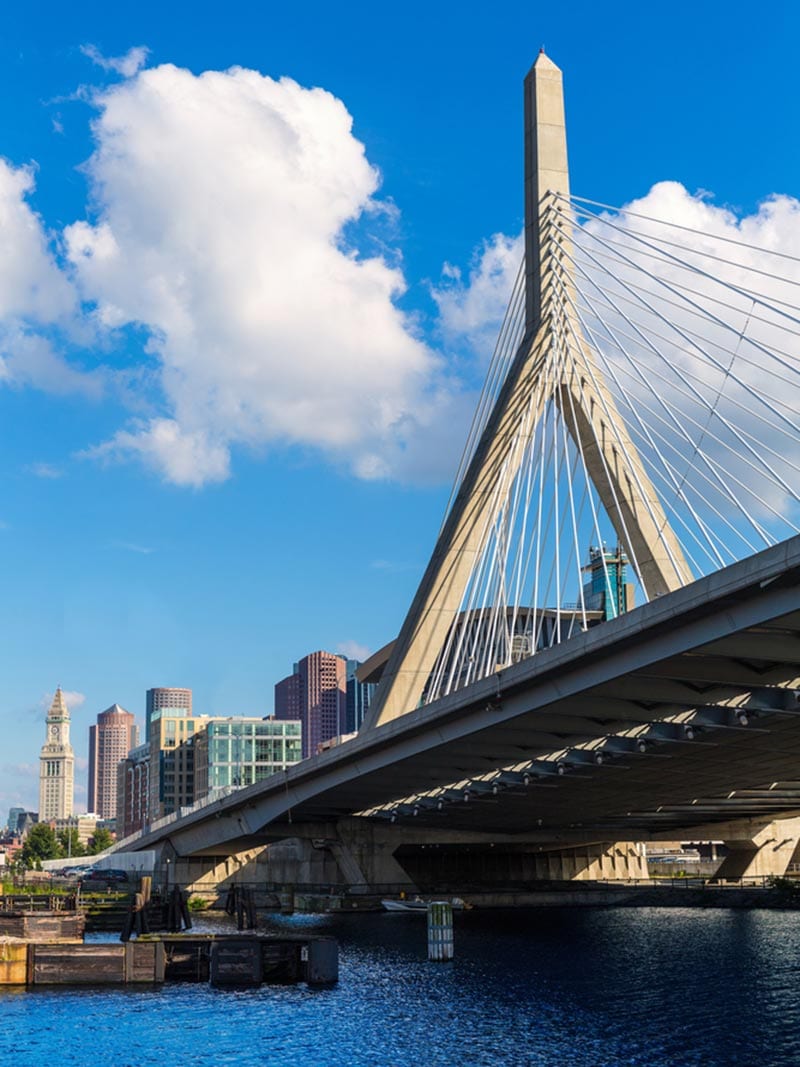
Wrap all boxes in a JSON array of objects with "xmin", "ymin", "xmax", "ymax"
[
  {"xmin": 224, "ymin": 884, "xmax": 257, "ymax": 929},
  {"xmin": 0, "ymin": 933, "xmax": 338, "ymax": 988}
]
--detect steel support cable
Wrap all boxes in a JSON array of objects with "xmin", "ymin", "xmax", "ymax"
[
  {"xmin": 587, "ymin": 353, "xmax": 767, "ymax": 562},
  {"xmin": 475, "ymin": 509, "xmax": 506, "ymax": 685},
  {"xmin": 552, "ymin": 299, "xmax": 592, "ymax": 629},
  {"xmin": 552, "ymin": 273, "xmax": 720, "ymax": 582},
  {"xmin": 443, "ymin": 261, "xmax": 525, "ymax": 528},
  {"xmin": 519, "ymin": 403, "xmax": 569, "ymax": 649},
  {"xmin": 553, "ymin": 332, "xmax": 619, "ymax": 618},
  {"xmin": 564, "ymin": 227, "xmax": 800, "ymax": 373},
  {"xmin": 561, "ymin": 246, "xmax": 800, "ymax": 519},
  {"xmin": 484, "ymin": 490, "xmax": 516, "ymax": 680},
  {"xmin": 432, "ymin": 354, "xmax": 551, "ymax": 700},
  {"xmin": 559, "ymin": 231, "xmax": 800, "ymax": 432},
  {"xmin": 507, "ymin": 409, "xmax": 540, "ymax": 653},
  {"xmin": 443, "ymin": 257, "xmax": 527, "ymax": 525},
  {"xmin": 565, "ymin": 199, "xmax": 800, "ymax": 330},
  {"xmin": 481, "ymin": 361, "xmax": 554, "ymax": 674},
  {"xmin": 491, "ymin": 357, "xmax": 549, "ymax": 668},
  {"xmin": 463, "ymin": 259, "xmax": 526, "ymax": 446},
  {"xmin": 553, "ymin": 269, "xmax": 729, "ymax": 572},
  {"xmin": 552, "ymin": 216, "xmax": 800, "ymax": 506},
  {"xmin": 583, "ymin": 352, "xmax": 774, "ymax": 557},
  {"xmin": 562, "ymin": 229, "xmax": 800, "ymax": 395},
  {"xmin": 534, "ymin": 297, "xmax": 621, "ymax": 642},
  {"xmin": 560, "ymin": 243, "xmax": 789, "ymax": 551},
  {"xmin": 548, "ymin": 320, "xmax": 654, "ymax": 598},
  {"xmin": 531, "ymin": 392, "xmax": 549, "ymax": 656},
  {"xmin": 499, "ymin": 384, "xmax": 544, "ymax": 668},
  {"xmin": 561, "ymin": 205, "xmax": 800, "ymax": 393},
  {"xmin": 430, "ymin": 267, "xmax": 527, "ymax": 696},
  {"xmin": 568, "ymin": 284, "xmax": 800, "ymax": 462},
  {"xmin": 569, "ymin": 210, "xmax": 800, "ymax": 310},
  {"xmin": 555, "ymin": 200, "xmax": 800, "ymax": 386},
  {"xmin": 568, "ymin": 192, "xmax": 800, "ymax": 269},
  {"xmin": 549, "ymin": 247, "xmax": 598, "ymax": 628},
  {"xmin": 532, "ymin": 424, "xmax": 587, "ymax": 650},
  {"xmin": 568, "ymin": 274, "xmax": 800, "ymax": 430},
  {"xmin": 579, "ymin": 289, "xmax": 800, "ymax": 498},
  {"xmin": 567, "ymin": 226, "xmax": 800, "ymax": 340},
  {"xmin": 697, "ymin": 448, "xmax": 795, "ymax": 544},
  {"xmin": 546, "ymin": 235, "xmax": 686, "ymax": 593},
  {"xmin": 501, "ymin": 381, "xmax": 558, "ymax": 666},
  {"xmin": 505, "ymin": 368, "xmax": 554, "ymax": 661},
  {"xmin": 570, "ymin": 303, "xmax": 800, "ymax": 520}
]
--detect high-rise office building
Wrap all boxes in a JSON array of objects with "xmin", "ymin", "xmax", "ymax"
[
  {"xmin": 145, "ymin": 687, "xmax": 192, "ymax": 741},
  {"xmin": 39, "ymin": 688, "xmax": 75, "ymax": 820},
  {"xmin": 87, "ymin": 704, "xmax": 139, "ymax": 820},
  {"xmin": 142, "ymin": 687, "xmax": 197, "ymax": 820},
  {"xmin": 345, "ymin": 659, "xmax": 376, "ymax": 734},
  {"xmin": 5, "ymin": 807, "xmax": 26, "ymax": 834},
  {"xmin": 194, "ymin": 717, "xmax": 302, "ymax": 800},
  {"xmin": 275, "ymin": 651, "xmax": 346, "ymax": 759},
  {"xmin": 274, "ymin": 672, "xmax": 301, "ymax": 722},
  {"xmin": 116, "ymin": 742, "xmax": 151, "ymax": 838}
]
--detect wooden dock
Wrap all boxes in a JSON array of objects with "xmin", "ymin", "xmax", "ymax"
[
  {"xmin": 0, "ymin": 933, "xmax": 338, "ymax": 988},
  {"xmin": 0, "ymin": 910, "xmax": 85, "ymax": 942}
]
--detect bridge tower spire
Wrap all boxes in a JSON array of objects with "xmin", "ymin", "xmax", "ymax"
[{"xmin": 365, "ymin": 53, "xmax": 691, "ymax": 729}]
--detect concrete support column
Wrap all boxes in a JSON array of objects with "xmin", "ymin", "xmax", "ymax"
[
  {"xmin": 538, "ymin": 841, "xmax": 648, "ymax": 881},
  {"xmin": 712, "ymin": 817, "xmax": 800, "ymax": 881},
  {"xmin": 334, "ymin": 819, "xmax": 417, "ymax": 892}
]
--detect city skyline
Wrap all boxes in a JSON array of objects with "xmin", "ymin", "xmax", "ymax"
[{"xmin": 2, "ymin": 2, "xmax": 799, "ymax": 813}]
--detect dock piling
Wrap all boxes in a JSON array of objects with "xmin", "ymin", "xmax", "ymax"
[{"xmin": 427, "ymin": 901, "xmax": 454, "ymax": 961}]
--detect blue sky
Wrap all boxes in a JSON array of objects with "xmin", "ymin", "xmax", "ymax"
[{"xmin": 2, "ymin": 0, "xmax": 799, "ymax": 814}]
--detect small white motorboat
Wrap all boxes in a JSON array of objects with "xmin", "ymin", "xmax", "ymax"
[{"xmin": 381, "ymin": 897, "xmax": 467, "ymax": 912}]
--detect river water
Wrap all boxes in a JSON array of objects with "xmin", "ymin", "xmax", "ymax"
[{"xmin": 3, "ymin": 907, "xmax": 799, "ymax": 1066}]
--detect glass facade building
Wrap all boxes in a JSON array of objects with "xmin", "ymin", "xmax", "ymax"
[{"xmin": 194, "ymin": 717, "xmax": 302, "ymax": 800}]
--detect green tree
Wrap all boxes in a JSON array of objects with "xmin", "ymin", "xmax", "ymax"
[
  {"xmin": 20, "ymin": 823, "xmax": 60, "ymax": 868},
  {"xmin": 87, "ymin": 827, "xmax": 114, "ymax": 855},
  {"xmin": 57, "ymin": 827, "xmax": 86, "ymax": 858}
]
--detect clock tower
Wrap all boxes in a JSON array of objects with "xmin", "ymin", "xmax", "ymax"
[{"xmin": 39, "ymin": 687, "xmax": 75, "ymax": 820}]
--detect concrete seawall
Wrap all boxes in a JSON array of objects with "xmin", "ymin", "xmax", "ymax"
[{"xmin": 461, "ymin": 886, "xmax": 800, "ymax": 909}]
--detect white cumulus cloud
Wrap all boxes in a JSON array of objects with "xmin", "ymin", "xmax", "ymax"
[
  {"xmin": 67, "ymin": 63, "xmax": 462, "ymax": 486},
  {"xmin": 80, "ymin": 44, "xmax": 150, "ymax": 79},
  {"xmin": 432, "ymin": 232, "xmax": 523, "ymax": 364},
  {"xmin": 0, "ymin": 160, "xmax": 102, "ymax": 397}
]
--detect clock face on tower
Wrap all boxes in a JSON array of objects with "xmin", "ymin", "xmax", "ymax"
[{"xmin": 50, "ymin": 725, "xmax": 59, "ymax": 738}]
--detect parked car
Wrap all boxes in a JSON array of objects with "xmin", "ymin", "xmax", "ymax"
[
  {"xmin": 80, "ymin": 868, "xmax": 129, "ymax": 887},
  {"xmin": 54, "ymin": 864, "xmax": 91, "ymax": 879}
]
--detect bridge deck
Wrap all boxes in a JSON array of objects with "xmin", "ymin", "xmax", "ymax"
[{"xmin": 130, "ymin": 535, "xmax": 800, "ymax": 854}]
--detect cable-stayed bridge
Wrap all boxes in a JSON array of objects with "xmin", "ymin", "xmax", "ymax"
[{"xmin": 123, "ymin": 53, "xmax": 800, "ymax": 889}]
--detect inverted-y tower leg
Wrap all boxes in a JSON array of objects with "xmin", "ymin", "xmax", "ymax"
[{"xmin": 365, "ymin": 52, "xmax": 690, "ymax": 730}]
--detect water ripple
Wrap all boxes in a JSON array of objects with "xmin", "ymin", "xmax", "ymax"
[{"xmin": 2, "ymin": 907, "xmax": 800, "ymax": 1066}]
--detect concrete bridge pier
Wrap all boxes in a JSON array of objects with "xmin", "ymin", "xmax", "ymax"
[
  {"xmin": 264, "ymin": 820, "xmax": 418, "ymax": 894},
  {"xmin": 150, "ymin": 840, "xmax": 267, "ymax": 896},
  {"xmin": 712, "ymin": 818, "xmax": 800, "ymax": 881},
  {"xmin": 535, "ymin": 841, "xmax": 648, "ymax": 881}
]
